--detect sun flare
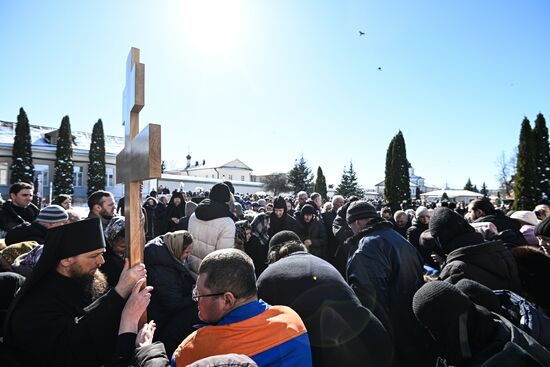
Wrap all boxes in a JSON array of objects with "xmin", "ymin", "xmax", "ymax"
[{"xmin": 180, "ymin": 0, "xmax": 244, "ymax": 56}]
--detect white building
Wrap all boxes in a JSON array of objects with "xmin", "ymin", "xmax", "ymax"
[
  {"xmin": 420, "ymin": 189, "xmax": 484, "ymax": 203},
  {"xmin": 166, "ymin": 156, "xmax": 253, "ymax": 182}
]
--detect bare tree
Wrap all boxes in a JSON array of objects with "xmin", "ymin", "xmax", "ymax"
[
  {"xmin": 263, "ymin": 173, "xmax": 292, "ymax": 196},
  {"xmin": 495, "ymin": 151, "xmax": 515, "ymax": 197}
]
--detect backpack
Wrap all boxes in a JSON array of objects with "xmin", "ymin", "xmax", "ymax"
[{"xmin": 494, "ymin": 289, "xmax": 550, "ymax": 350}]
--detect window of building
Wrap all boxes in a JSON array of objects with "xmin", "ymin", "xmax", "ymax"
[
  {"xmin": 73, "ymin": 166, "xmax": 83, "ymax": 187},
  {"xmin": 228, "ymin": 174, "xmax": 233, "ymax": 180},
  {"xmin": 0, "ymin": 162, "xmax": 8, "ymax": 185},
  {"xmin": 241, "ymin": 175, "xmax": 245, "ymax": 181},
  {"xmin": 105, "ymin": 167, "xmax": 114, "ymax": 187},
  {"xmin": 34, "ymin": 164, "xmax": 49, "ymax": 195}
]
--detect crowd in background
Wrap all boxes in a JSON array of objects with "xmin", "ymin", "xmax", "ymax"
[{"xmin": 1, "ymin": 180, "xmax": 550, "ymax": 366}]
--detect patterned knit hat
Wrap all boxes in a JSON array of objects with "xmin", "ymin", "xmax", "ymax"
[{"xmin": 36, "ymin": 205, "xmax": 68, "ymax": 224}]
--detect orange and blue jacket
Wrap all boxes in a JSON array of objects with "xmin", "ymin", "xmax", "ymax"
[{"xmin": 172, "ymin": 299, "xmax": 312, "ymax": 366}]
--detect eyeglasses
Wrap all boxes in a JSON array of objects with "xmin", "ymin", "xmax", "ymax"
[{"xmin": 192, "ymin": 287, "xmax": 226, "ymax": 302}]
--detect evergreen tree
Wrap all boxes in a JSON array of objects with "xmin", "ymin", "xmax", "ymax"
[
  {"xmin": 415, "ymin": 187, "xmax": 422, "ymax": 201},
  {"xmin": 513, "ymin": 117, "xmax": 537, "ymax": 209},
  {"xmin": 161, "ymin": 160, "xmax": 166, "ymax": 174},
  {"xmin": 287, "ymin": 155, "xmax": 313, "ymax": 194},
  {"xmin": 87, "ymin": 119, "xmax": 106, "ymax": 196},
  {"xmin": 10, "ymin": 107, "xmax": 34, "ymax": 184},
  {"xmin": 384, "ymin": 137, "xmax": 395, "ymax": 207},
  {"xmin": 472, "ymin": 185, "xmax": 479, "ymax": 193},
  {"xmin": 263, "ymin": 173, "xmax": 291, "ymax": 196},
  {"xmin": 384, "ymin": 131, "xmax": 410, "ymax": 209},
  {"xmin": 53, "ymin": 116, "xmax": 74, "ymax": 196},
  {"xmin": 441, "ymin": 192, "xmax": 449, "ymax": 201},
  {"xmin": 464, "ymin": 178, "xmax": 474, "ymax": 191},
  {"xmin": 335, "ymin": 161, "xmax": 363, "ymax": 198},
  {"xmin": 313, "ymin": 166, "xmax": 328, "ymax": 200},
  {"xmin": 481, "ymin": 182, "xmax": 488, "ymax": 197},
  {"xmin": 533, "ymin": 113, "xmax": 550, "ymax": 200}
]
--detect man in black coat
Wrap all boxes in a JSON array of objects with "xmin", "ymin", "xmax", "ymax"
[
  {"xmin": 0, "ymin": 182, "xmax": 39, "ymax": 235},
  {"xmin": 3, "ymin": 218, "xmax": 146, "ymax": 367},
  {"xmin": 5, "ymin": 205, "xmax": 68, "ymax": 246},
  {"xmin": 469, "ymin": 198, "xmax": 526, "ymax": 246},
  {"xmin": 406, "ymin": 206, "xmax": 430, "ymax": 249},
  {"xmin": 322, "ymin": 195, "xmax": 345, "ymax": 266},
  {"xmin": 257, "ymin": 231, "xmax": 393, "ymax": 367}
]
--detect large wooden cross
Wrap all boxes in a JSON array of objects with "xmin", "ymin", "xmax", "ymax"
[{"xmin": 116, "ymin": 47, "xmax": 161, "ymax": 266}]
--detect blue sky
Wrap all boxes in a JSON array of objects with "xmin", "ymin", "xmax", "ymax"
[{"xmin": 1, "ymin": 0, "xmax": 549, "ymax": 190}]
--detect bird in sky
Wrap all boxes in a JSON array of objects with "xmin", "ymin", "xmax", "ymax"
[
  {"xmin": 378, "ymin": 67, "xmax": 382, "ymax": 71},
  {"xmin": 359, "ymin": 31, "xmax": 365, "ymax": 36}
]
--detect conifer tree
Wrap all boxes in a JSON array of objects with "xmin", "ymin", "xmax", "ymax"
[
  {"xmin": 385, "ymin": 131, "xmax": 410, "ymax": 209},
  {"xmin": 53, "ymin": 116, "xmax": 74, "ymax": 195},
  {"xmin": 10, "ymin": 107, "xmax": 34, "ymax": 184},
  {"xmin": 263, "ymin": 173, "xmax": 291, "ymax": 196},
  {"xmin": 313, "ymin": 166, "xmax": 328, "ymax": 200},
  {"xmin": 481, "ymin": 182, "xmax": 488, "ymax": 197},
  {"xmin": 287, "ymin": 155, "xmax": 313, "ymax": 194},
  {"xmin": 87, "ymin": 119, "xmax": 106, "ymax": 196},
  {"xmin": 384, "ymin": 137, "xmax": 395, "ymax": 207},
  {"xmin": 441, "ymin": 192, "xmax": 449, "ymax": 201},
  {"xmin": 464, "ymin": 178, "xmax": 474, "ymax": 191},
  {"xmin": 533, "ymin": 113, "xmax": 550, "ymax": 200},
  {"xmin": 513, "ymin": 117, "xmax": 537, "ymax": 209},
  {"xmin": 335, "ymin": 161, "xmax": 363, "ymax": 198}
]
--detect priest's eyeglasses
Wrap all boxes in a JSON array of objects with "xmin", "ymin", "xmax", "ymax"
[{"xmin": 192, "ymin": 287, "xmax": 225, "ymax": 302}]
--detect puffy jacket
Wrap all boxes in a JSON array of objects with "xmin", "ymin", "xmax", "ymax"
[
  {"xmin": 187, "ymin": 200, "xmax": 235, "ymax": 277},
  {"xmin": 439, "ymin": 240, "xmax": 522, "ymax": 292}
]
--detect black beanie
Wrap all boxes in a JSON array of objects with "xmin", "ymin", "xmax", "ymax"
[
  {"xmin": 412, "ymin": 281, "xmax": 472, "ymax": 338},
  {"xmin": 268, "ymin": 230, "xmax": 301, "ymax": 253},
  {"xmin": 273, "ymin": 196, "xmax": 286, "ymax": 210},
  {"xmin": 222, "ymin": 181, "xmax": 235, "ymax": 194},
  {"xmin": 346, "ymin": 201, "xmax": 378, "ymax": 224},
  {"xmin": 535, "ymin": 216, "xmax": 550, "ymax": 237},
  {"xmin": 301, "ymin": 204, "xmax": 315, "ymax": 215},
  {"xmin": 455, "ymin": 279, "xmax": 500, "ymax": 313},
  {"xmin": 209, "ymin": 183, "xmax": 231, "ymax": 204},
  {"xmin": 429, "ymin": 207, "xmax": 474, "ymax": 248}
]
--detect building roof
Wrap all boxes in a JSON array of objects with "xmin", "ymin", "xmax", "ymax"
[
  {"xmin": 420, "ymin": 189, "xmax": 484, "ymax": 199},
  {"xmin": 0, "ymin": 120, "xmax": 124, "ymax": 155},
  {"xmin": 184, "ymin": 158, "xmax": 253, "ymax": 172}
]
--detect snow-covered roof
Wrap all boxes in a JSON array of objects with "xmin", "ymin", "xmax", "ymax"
[
  {"xmin": 180, "ymin": 158, "xmax": 253, "ymax": 172},
  {"xmin": 420, "ymin": 189, "xmax": 484, "ymax": 198},
  {"xmin": 0, "ymin": 120, "xmax": 124, "ymax": 155}
]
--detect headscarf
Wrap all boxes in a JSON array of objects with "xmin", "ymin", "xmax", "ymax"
[
  {"xmin": 251, "ymin": 213, "xmax": 270, "ymax": 246},
  {"xmin": 163, "ymin": 230, "xmax": 192, "ymax": 261},
  {"xmin": 235, "ymin": 220, "xmax": 251, "ymax": 250}
]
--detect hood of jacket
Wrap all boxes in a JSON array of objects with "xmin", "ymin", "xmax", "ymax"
[{"xmin": 194, "ymin": 198, "xmax": 236, "ymax": 222}]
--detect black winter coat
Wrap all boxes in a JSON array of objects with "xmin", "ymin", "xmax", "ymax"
[
  {"xmin": 257, "ymin": 251, "xmax": 393, "ymax": 367},
  {"xmin": 474, "ymin": 212, "xmax": 527, "ymax": 247},
  {"xmin": 5, "ymin": 221, "xmax": 47, "ymax": 246},
  {"xmin": 346, "ymin": 220, "xmax": 432, "ymax": 367},
  {"xmin": 0, "ymin": 201, "xmax": 39, "ymax": 233},
  {"xmin": 406, "ymin": 218, "xmax": 428, "ymax": 249},
  {"xmin": 267, "ymin": 213, "xmax": 303, "ymax": 239},
  {"xmin": 439, "ymin": 239, "xmax": 522, "ymax": 292},
  {"xmin": 297, "ymin": 217, "xmax": 328, "ymax": 260}
]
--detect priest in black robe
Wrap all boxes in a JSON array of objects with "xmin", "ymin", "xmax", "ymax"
[{"xmin": 2, "ymin": 217, "xmax": 146, "ymax": 367}]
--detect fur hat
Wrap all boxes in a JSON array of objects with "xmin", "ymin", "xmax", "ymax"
[
  {"xmin": 346, "ymin": 201, "xmax": 378, "ymax": 224},
  {"xmin": 36, "ymin": 205, "xmax": 68, "ymax": 224},
  {"xmin": 535, "ymin": 216, "xmax": 550, "ymax": 237},
  {"xmin": 209, "ymin": 183, "xmax": 231, "ymax": 204},
  {"xmin": 511, "ymin": 211, "xmax": 538, "ymax": 226}
]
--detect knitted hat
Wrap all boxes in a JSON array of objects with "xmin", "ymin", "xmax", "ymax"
[
  {"xmin": 273, "ymin": 196, "xmax": 286, "ymax": 210},
  {"xmin": 412, "ymin": 281, "xmax": 472, "ymax": 338},
  {"xmin": 346, "ymin": 201, "xmax": 378, "ymax": 224},
  {"xmin": 268, "ymin": 230, "xmax": 301, "ymax": 252},
  {"xmin": 511, "ymin": 211, "xmax": 538, "ymax": 226},
  {"xmin": 455, "ymin": 278, "xmax": 500, "ymax": 313},
  {"xmin": 104, "ymin": 216, "xmax": 125, "ymax": 247},
  {"xmin": 36, "ymin": 205, "xmax": 68, "ymax": 224},
  {"xmin": 416, "ymin": 206, "xmax": 429, "ymax": 218},
  {"xmin": 429, "ymin": 207, "xmax": 474, "ymax": 248},
  {"xmin": 535, "ymin": 216, "xmax": 550, "ymax": 237},
  {"xmin": 301, "ymin": 204, "xmax": 315, "ymax": 215},
  {"xmin": 258, "ymin": 199, "xmax": 267, "ymax": 208},
  {"xmin": 209, "ymin": 183, "xmax": 231, "ymax": 204}
]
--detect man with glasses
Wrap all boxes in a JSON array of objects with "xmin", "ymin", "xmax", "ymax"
[{"xmin": 172, "ymin": 249, "xmax": 312, "ymax": 367}]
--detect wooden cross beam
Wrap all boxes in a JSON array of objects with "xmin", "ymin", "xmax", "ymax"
[{"xmin": 116, "ymin": 47, "xmax": 161, "ymax": 267}]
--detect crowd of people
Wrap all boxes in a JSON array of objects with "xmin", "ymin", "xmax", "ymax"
[{"xmin": 1, "ymin": 180, "xmax": 550, "ymax": 366}]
